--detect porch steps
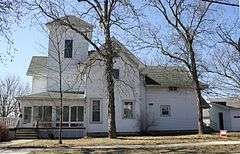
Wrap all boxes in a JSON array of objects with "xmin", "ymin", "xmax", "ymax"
[{"xmin": 15, "ymin": 129, "xmax": 38, "ymax": 139}]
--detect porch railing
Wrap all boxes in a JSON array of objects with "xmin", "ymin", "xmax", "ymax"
[{"xmin": 0, "ymin": 117, "xmax": 19, "ymax": 128}]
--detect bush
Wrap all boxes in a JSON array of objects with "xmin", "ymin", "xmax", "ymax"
[{"xmin": 0, "ymin": 122, "xmax": 10, "ymax": 142}]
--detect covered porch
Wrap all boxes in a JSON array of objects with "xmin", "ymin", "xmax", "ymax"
[{"xmin": 17, "ymin": 92, "xmax": 86, "ymax": 129}]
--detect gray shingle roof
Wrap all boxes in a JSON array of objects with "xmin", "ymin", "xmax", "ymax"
[
  {"xmin": 143, "ymin": 66, "xmax": 194, "ymax": 87},
  {"xmin": 210, "ymin": 97, "xmax": 240, "ymax": 109},
  {"xmin": 27, "ymin": 56, "xmax": 48, "ymax": 76}
]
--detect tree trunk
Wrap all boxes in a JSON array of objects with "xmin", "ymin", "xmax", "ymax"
[
  {"xmin": 59, "ymin": 90, "xmax": 63, "ymax": 144},
  {"xmin": 2, "ymin": 98, "xmax": 6, "ymax": 117},
  {"xmin": 106, "ymin": 55, "xmax": 117, "ymax": 138},
  {"xmin": 189, "ymin": 41, "xmax": 204, "ymax": 135},
  {"xmin": 58, "ymin": 55, "xmax": 63, "ymax": 144},
  {"xmin": 105, "ymin": 27, "xmax": 117, "ymax": 138}
]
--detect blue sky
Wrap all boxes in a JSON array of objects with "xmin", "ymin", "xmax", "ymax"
[{"xmin": 0, "ymin": 1, "xmax": 239, "ymax": 86}]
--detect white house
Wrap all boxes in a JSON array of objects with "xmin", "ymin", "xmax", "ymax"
[
  {"xmin": 17, "ymin": 16, "xmax": 207, "ymax": 138},
  {"xmin": 209, "ymin": 98, "xmax": 240, "ymax": 131}
]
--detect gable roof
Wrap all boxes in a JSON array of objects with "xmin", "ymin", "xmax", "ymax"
[
  {"xmin": 111, "ymin": 38, "xmax": 145, "ymax": 68},
  {"xmin": 89, "ymin": 37, "xmax": 145, "ymax": 68},
  {"xmin": 27, "ymin": 56, "xmax": 48, "ymax": 76},
  {"xmin": 143, "ymin": 66, "xmax": 193, "ymax": 87},
  {"xmin": 210, "ymin": 97, "xmax": 240, "ymax": 109}
]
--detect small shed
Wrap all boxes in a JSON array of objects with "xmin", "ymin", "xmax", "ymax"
[{"xmin": 209, "ymin": 98, "xmax": 240, "ymax": 131}]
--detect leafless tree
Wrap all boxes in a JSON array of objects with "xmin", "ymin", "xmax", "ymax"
[
  {"xmin": 0, "ymin": 76, "xmax": 30, "ymax": 117},
  {"xmin": 0, "ymin": 0, "xmax": 25, "ymax": 62},
  {"xmin": 133, "ymin": 0, "xmax": 216, "ymax": 134},
  {"xmin": 208, "ymin": 20, "xmax": 240, "ymax": 98},
  {"xmin": 28, "ymin": 0, "xmax": 138, "ymax": 139}
]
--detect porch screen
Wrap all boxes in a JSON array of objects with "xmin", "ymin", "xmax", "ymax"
[
  {"xmin": 92, "ymin": 100, "xmax": 100, "ymax": 122},
  {"xmin": 56, "ymin": 106, "xmax": 69, "ymax": 122},
  {"xmin": 71, "ymin": 106, "xmax": 84, "ymax": 122},
  {"xmin": 33, "ymin": 106, "xmax": 43, "ymax": 121},
  {"xmin": 23, "ymin": 107, "xmax": 32, "ymax": 123},
  {"xmin": 63, "ymin": 106, "xmax": 69, "ymax": 122},
  {"xmin": 43, "ymin": 106, "xmax": 52, "ymax": 121},
  {"xmin": 33, "ymin": 106, "xmax": 52, "ymax": 122}
]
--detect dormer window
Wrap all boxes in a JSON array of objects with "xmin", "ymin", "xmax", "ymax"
[
  {"xmin": 64, "ymin": 40, "xmax": 73, "ymax": 58},
  {"xmin": 169, "ymin": 86, "xmax": 178, "ymax": 91}
]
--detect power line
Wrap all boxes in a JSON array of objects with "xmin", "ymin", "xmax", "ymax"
[{"xmin": 202, "ymin": 0, "xmax": 239, "ymax": 7}]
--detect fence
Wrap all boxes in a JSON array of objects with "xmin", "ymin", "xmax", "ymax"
[{"xmin": 0, "ymin": 117, "xmax": 18, "ymax": 128}]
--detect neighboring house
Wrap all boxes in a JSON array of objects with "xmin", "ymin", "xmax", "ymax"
[
  {"xmin": 209, "ymin": 98, "xmax": 240, "ymax": 131},
  {"xmin": 16, "ymin": 16, "xmax": 208, "ymax": 138}
]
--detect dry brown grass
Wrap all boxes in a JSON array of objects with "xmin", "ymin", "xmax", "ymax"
[
  {"xmin": 8, "ymin": 133, "xmax": 240, "ymax": 148},
  {"xmin": 29, "ymin": 144, "xmax": 240, "ymax": 154}
]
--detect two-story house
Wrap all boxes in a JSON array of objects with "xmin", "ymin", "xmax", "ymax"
[{"xmin": 17, "ymin": 16, "xmax": 206, "ymax": 138}]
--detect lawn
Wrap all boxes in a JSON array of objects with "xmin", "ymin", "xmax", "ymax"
[
  {"xmin": 28, "ymin": 144, "xmax": 240, "ymax": 154},
  {"xmin": 8, "ymin": 133, "xmax": 240, "ymax": 148}
]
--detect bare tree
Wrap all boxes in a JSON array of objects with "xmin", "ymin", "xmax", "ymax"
[
  {"xmin": 208, "ymin": 20, "xmax": 240, "ymax": 97},
  {"xmin": 0, "ymin": 0, "xmax": 25, "ymax": 62},
  {"xmin": 134, "ymin": 0, "xmax": 215, "ymax": 134},
  {"xmin": 0, "ymin": 76, "xmax": 29, "ymax": 117},
  {"xmin": 28, "ymin": 0, "xmax": 138, "ymax": 139}
]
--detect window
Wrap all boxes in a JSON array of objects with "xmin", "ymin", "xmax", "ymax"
[
  {"xmin": 63, "ymin": 106, "xmax": 69, "ymax": 122},
  {"xmin": 123, "ymin": 101, "xmax": 134, "ymax": 119},
  {"xmin": 113, "ymin": 69, "xmax": 119, "ymax": 79},
  {"xmin": 24, "ymin": 107, "xmax": 32, "ymax": 123},
  {"xmin": 71, "ymin": 106, "xmax": 77, "ymax": 122},
  {"xmin": 33, "ymin": 106, "xmax": 52, "ymax": 122},
  {"xmin": 160, "ymin": 105, "xmax": 171, "ymax": 117},
  {"xmin": 43, "ymin": 106, "xmax": 52, "ymax": 122},
  {"xmin": 92, "ymin": 100, "xmax": 101, "ymax": 122},
  {"xmin": 56, "ymin": 106, "xmax": 60, "ymax": 122},
  {"xmin": 33, "ymin": 106, "xmax": 43, "ymax": 121},
  {"xmin": 64, "ymin": 40, "xmax": 73, "ymax": 58},
  {"xmin": 77, "ymin": 106, "xmax": 84, "ymax": 121},
  {"xmin": 71, "ymin": 106, "xmax": 84, "ymax": 122},
  {"xmin": 169, "ymin": 86, "xmax": 178, "ymax": 91}
]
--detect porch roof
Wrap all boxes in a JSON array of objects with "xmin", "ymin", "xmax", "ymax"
[{"xmin": 17, "ymin": 91, "xmax": 85, "ymax": 100}]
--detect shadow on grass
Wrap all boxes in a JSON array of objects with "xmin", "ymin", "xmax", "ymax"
[{"xmin": 27, "ymin": 147, "xmax": 212, "ymax": 154}]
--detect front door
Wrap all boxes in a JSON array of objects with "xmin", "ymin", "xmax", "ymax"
[{"xmin": 218, "ymin": 112, "xmax": 224, "ymax": 130}]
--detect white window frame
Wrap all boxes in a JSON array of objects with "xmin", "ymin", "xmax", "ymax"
[
  {"xmin": 122, "ymin": 100, "xmax": 135, "ymax": 119},
  {"xmin": 70, "ymin": 106, "xmax": 84, "ymax": 122},
  {"xmin": 160, "ymin": 105, "xmax": 171, "ymax": 117},
  {"xmin": 90, "ymin": 99, "xmax": 102, "ymax": 124}
]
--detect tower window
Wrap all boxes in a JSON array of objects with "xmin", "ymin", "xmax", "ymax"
[
  {"xmin": 64, "ymin": 40, "xmax": 73, "ymax": 58},
  {"xmin": 113, "ymin": 69, "xmax": 119, "ymax": 79}
]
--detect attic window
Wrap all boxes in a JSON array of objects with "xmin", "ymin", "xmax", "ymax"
[
  {"xmin": 169, "ymin": 86, "xmax": 178, "ymax": 91},
  {"xmin": 64, "ymin": 40, "xmax": 73, "ymax": 58}
]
